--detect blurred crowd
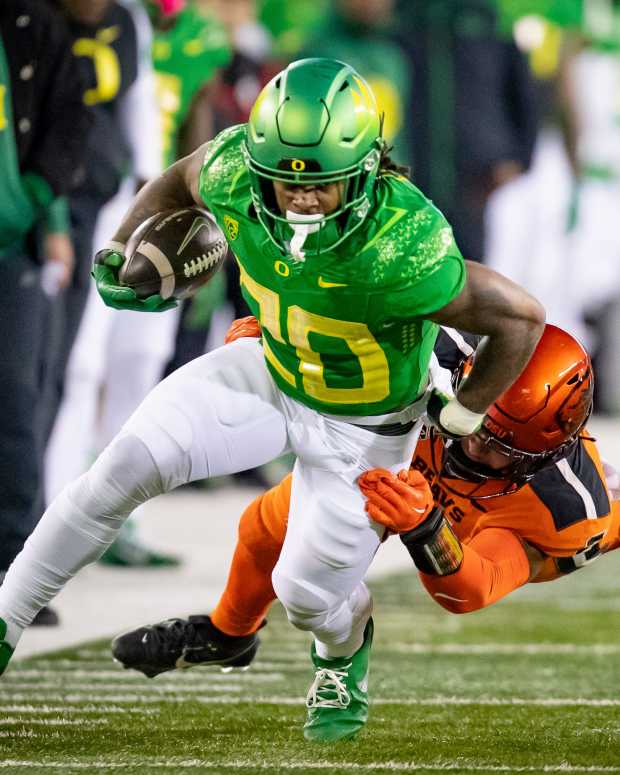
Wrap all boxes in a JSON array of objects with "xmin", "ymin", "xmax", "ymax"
[{"xmin": 1, "ymin": 0, "xmax": 620, "ymax": 619}]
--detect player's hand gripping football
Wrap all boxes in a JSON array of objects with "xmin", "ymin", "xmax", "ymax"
[
  {"xmin": 92, "ymin": 248, "xmax": 177, "ymax": 312},
  {"xmin": 224, "ymin": 315, "xmax": 261, "ymax": 344},
  {"xmin": 359, "ymin": 468, "xmax": 434, "ymax": 533}
]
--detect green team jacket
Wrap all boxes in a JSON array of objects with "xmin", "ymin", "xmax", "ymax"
[
  {"xmin": 199, "ymin": 124, "xmax": 466, "ymax": 417},
  {"xmin": 152, "ymin": 5, "xmax": 230, "ymax": 168}
]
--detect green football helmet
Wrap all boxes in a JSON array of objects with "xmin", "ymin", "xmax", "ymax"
[{"xmin": 244, "ymin": 58, "xmax": 385, "ymax": 255}]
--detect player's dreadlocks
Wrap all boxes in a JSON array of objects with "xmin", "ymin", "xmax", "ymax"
[{"xmin": 378, "ymin": 143, "xmax": 410, "ymax": 178}]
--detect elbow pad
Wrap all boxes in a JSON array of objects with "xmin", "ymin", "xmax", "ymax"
[{"xmin": 399, "ymin": 506, "xmax": 464, "ymax": 576}]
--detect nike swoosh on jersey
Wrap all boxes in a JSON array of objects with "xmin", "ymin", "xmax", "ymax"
[{"xmin": 318, "ymin": 276, "xmax": 348, "ymax": 288}]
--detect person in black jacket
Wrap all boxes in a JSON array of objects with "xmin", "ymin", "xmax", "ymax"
[
  {"xmin": 0, "ymin": 0, "xmax": 92, "ymax": 620},
  {"xmin": 38, "ymin": 0, "xmax": 143, "ymax": 448},
  {"xmin": 396, "ymin": 0, "xmax": 540, "ymax": 262}
]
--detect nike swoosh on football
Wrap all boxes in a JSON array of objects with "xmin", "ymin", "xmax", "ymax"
[
  {"xmin": 177, "ymin": 216, "xmax": 211, "ymax": 255},
  {"xmin": 318, "ymin": 276, "xmax": 348, "ymax": 288}
]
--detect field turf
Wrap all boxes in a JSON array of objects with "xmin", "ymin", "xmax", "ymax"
[{"xmin": 1, "ymin": 551, "xmax": 619, "ymax": 774}]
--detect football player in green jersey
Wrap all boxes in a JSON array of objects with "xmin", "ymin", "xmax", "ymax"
[
  {"xmin": 147, "ymin": 0, "xmax": 231, "ymax": 168},
  {"xmin": 0, "ymin": 59, "xmax": 545, "ymax": 743}
]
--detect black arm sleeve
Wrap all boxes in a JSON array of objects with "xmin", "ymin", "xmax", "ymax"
[{"xmin": 433, "ymin": 327, "xmax": 482, "ymax": 374}]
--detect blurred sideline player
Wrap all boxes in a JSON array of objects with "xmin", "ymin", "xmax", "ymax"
[
  {"xmin": 45, "ymin": 0, "xmax": 231, "ymax": 566},
  {"xmin": 0, "ymin": 59, "xmax": 544, "ymax": 744},
  {"xmin": 486, "ymin": 8, "xmax": 620, "ymax": 410},
  {"xmin": 556, "ymin": 10, "xmax": 620, "ymax": 412},
  {"xmin": 112, "ymin": 323, "xmax": 619, "ymax": 679},
  {"xmin": 45, "ymin": 0, "xmax": 165, "ymax": 504}
]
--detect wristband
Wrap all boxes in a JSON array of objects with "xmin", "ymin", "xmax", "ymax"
[
  {"xmin": 439, "ymin": 396, "xmax": 485, "ymax": 436},
  {"xmin": 400, "ymin": 506, "xmax": 464, "ymax": 576},
  {"xmin": 102, "ymin": 240, "xmax": 126, "ymax": 253}
]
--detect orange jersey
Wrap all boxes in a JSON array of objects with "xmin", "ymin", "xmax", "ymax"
[
  {"xmin": 235, "ymin": 431, "xmax": 619, "ymax": 578},
  {"xmin": 413, "ymin": 431, "xmax": 618, "ymax": 578},
  {"xmin": 212, "ymin": 428, "xmax": 620, "ymax": 634}
]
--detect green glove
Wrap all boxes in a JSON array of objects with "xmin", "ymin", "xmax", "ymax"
[{"xmin": 92, "ymin": 248, "xmax": 178, "ymax": 312}]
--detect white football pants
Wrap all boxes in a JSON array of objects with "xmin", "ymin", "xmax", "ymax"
[{"xmin": 1, "ymin": 338, "xmax": 424, "ymax": 658}]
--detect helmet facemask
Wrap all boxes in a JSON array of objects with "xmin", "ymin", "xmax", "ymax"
[
  {"xmin": 244, "ymin": 142, "xmax": 383, "ymax": 258},
  {"xmin": 429, "ymin": 324, "xmax": 594, "ymax": 501},
  {"xmin": 430, "ymin": 426, "xmax": 581, "ymax": 501},
  {"xmin": 244, "ymin": 58, "xmax": 385, "ymax": 258}
]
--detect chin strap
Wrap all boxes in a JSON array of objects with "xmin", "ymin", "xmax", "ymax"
[{"xmin": 286, "ymin": 210, "xmax": 324, "ymax": 261}]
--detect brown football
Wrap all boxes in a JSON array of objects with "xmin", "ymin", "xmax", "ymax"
[{"xmin": 119, "ymin": 207, "xmax": 228, "ymax": 300}]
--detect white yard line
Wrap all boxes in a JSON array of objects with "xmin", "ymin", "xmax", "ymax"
[
  {"xmin": 1, "ymin": 682, "xmax": 273, "ymax": 692},
  {"xmin": 0, "ymin": 718, "xmax": 109, "ymax": 726},
  {"xmin": 0, "ymin": 704, "xmax": 159, "ymax": 714},
  {"xmin": 6, "ymin": 668, "xmax": 283, "ymax": 681},
  {"xmin": 1, "ymin": 694, "xmax": 619, "ymax": 707},
  {"xmin": 390, "ymin": 643, "xmax": 620, "ymax": 655},
  {"xmin": 1, "ymin": 684, "xmax": 247, "ymax": 694},
  {"xmin": 1, "ymin": 760, "xmax": 619, "ymax": 772}
]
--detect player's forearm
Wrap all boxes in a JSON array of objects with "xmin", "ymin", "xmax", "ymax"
[
  {"xmin": 419, "ymin": 528, "xmax": 531, "ymax": 614},
  {"xmin": 111, "ymin": 156, "xmax": 199, "ymax": 246},
  {"xmin": 430, "ymin": 262, "xmax": 545, "ymax": 414},
  {"xmin": 456, "ymin": 322, "xmax": 542, "ymax": 413}
]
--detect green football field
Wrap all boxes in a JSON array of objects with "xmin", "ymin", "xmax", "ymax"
[{"xmin": 1, "ymin": 551, "xmax": 619, "ymax": 775}]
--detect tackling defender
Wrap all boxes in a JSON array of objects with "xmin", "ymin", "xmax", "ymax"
[
  {"xmin": 112, "ymin": 324, "xmax": 619, "ymax": 687},
  {"xmin": 0, "ymin": 58, "xmax": 544, "ymax": 742}
]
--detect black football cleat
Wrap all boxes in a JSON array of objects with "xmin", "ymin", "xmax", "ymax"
[
  {"xmin": 31, "ymin": 605, "xmax": 60, "ymax": 627},
  {"xmin": 111, "ymin": 615, "xmax": 261, "ymax": 678}
]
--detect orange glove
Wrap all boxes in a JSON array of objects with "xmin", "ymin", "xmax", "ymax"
[
  {"xmin": 224, "ymin": 315, "xmax": 261, "ymax": 344},
  {"xmin": 359, "ymin": 468, "xmax": 434, "ymax": 533}
]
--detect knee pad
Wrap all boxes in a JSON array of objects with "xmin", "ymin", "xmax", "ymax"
[
  {"xmin": 271, "ymin": 568, "xmax": 332, "ymax": 632},
  {"xmin": 73, "ymin": 434, "xmax": 164, "ymax": 525},
  {"xmin": 36, "ymin": 434, "xmax": 161, "ymax": 570}
]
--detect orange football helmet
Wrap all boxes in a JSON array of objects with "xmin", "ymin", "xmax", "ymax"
[{"xmin": 432, "ymin": 324, "xmax": 594, "ymax": 499}]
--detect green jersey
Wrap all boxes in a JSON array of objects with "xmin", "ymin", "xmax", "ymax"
[
  {"xmin": 152, "ymin": 7, "xmax": 230, "ymax": 167},
  {"xmin": 199, "ymin": 124, "xmax": 466, "ymax": 417}
]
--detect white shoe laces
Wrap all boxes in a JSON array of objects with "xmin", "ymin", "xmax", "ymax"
[{"xmin": 306, "ymin": 663, "xmax": 352, "ymax": 709}]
